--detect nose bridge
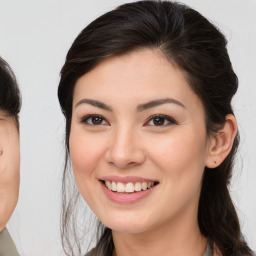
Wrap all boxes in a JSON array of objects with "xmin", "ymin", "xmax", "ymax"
[
  {"xmin": 114, "ymin": 124, "xmax": 134, "ymax": 153},
  {"xmin": 107, "ymin": 123, "xmax": 145, "ymax": 168}
]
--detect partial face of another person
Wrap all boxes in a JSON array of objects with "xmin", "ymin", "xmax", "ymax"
[
  {"xmin": 0, "ymin": 111, "xmax": 20, "ymax": 231},
  {"xmin": 69, "ymin": 49, "xmax": 213, "ymax": 234}
]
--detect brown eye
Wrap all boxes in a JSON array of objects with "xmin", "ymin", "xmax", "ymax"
[
  {"xmin": 91, "ymin": 116, "xmax": 103, "ymax": 124},
  {"xmin": 81, "ymin": 115, "xmax": 108, "ymax": 126},
  {"xmin": 153, "ymin": 117, "xmax": 165, "ymax": 126},
  {"xmin": 145, "ymin": 114, "xmax": 177, "ymax": 127}
]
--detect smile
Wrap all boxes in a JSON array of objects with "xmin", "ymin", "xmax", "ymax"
[
  {"xmin": 99, "ymin": 176, "xmax": 159, "ymax": 203},
  {"xmin": 104, "ymin": 181, "xmax": 155, "ymax": 193}
]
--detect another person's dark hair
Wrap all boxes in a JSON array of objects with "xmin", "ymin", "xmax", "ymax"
[
  {"xmin": 0, "ymin": 56, "xmax": 21, "ymax": 124},
  {"xmin": 58, "ymin": 1, "xmax": 253, "ymax": 255}
]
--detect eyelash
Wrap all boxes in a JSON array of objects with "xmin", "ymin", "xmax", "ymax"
[
  {"xmin": 80, "ymin": 114, "xmax": 177, "ymax": 127},
  {"xmin": 80, "ymin": 114, "xmax": 109, "ymax": 126},
  {"xmin": 144, "ymin": 114, "xmax": 177, "ymax": 127}
]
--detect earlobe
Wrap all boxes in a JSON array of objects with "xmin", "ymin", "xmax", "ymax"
[{"xmin": 205, "ymin": 114, "xmax": 237, "ymax": 169}]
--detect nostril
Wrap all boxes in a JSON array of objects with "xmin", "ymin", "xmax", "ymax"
[
  {"xmin": 106, "ymin": 149, "xmax": 146, "ymax": 169},
  {"xmin": 109, "ymin": 161, "xmax": 139, "ymax": 169},
  {"xmin": 108, "ymin": 159, "xmax": 140, "ymax": 169}
]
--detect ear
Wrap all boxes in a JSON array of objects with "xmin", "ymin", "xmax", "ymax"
[{"xmin": 205, "ymin": 114, "xmax": 237, "ymax": 169}]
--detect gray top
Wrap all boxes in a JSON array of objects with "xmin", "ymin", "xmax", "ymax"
[
  {"xmin": 202, "ymin": 240, "xmax": 213, "ymax": 256},
  {"xmin": 0, "ymin": 228, "xmax": 19, "ymax": 256}
]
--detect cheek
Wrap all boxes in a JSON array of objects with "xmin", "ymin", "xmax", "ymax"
[
  {"xmin": 69, "ymin": 133, "xmax": 100, "ymax": 177},
  {"xmin": 69, "ymin": 127, "xmax": 109, "ymax": 200},
  {"xmin": 69, "ymin": 128, "xmax": 111, "ymax": 214},
  {"xmin": 147, "ymin": 131, "xmax": 207, "ymax": 195},
  {"xmin": 0, "ymin": 127, "xmax": 20, "ymax": 182},
  {"xmin": 69, "ymin": 133, "xmax": 96, "ymax": 206},
  {"xmin": 149, "ymin": 130, "xmax": 206, "ymax": 164}
]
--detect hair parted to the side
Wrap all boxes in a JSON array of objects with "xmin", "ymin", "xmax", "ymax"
[
  {"xmin": 58, "ymin": 1, "xmax": 253, "ymax": 256},
  {"xmin": 0, "ymin": 56, "xmax": 21, "ymax": 124}
]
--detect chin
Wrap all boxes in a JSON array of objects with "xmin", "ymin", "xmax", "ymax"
[
  {"xmin": 109, "ymin": 224, "xmax": 147, "ymax": 234},
  {"xmin": 101, "ymin": 214, "xmax": 152, "ymax": 234}
]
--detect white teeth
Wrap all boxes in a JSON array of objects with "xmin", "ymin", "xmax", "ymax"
[
  {"xmin": 104, "ymin": 180, "xmax": 155, "ymax": 193},
  {"xmin": 112, "ymin": 181, "xmax": 117, "ymax": 191},
  {"xmin": 117, "ymin": 182, "xmax": 125, "ymax": 192},
  {"xmin": 134, "ymin": 182, "xmax": 142, "ymax": 192},
  {"xmin": 105, "ymin": 180, "xmax": 112, "ymax": 190},
  {"xmin": 125, "ymin": 182, "xmax": 135, "ymax": 193},
  {"xmin": 142, "ymin": 182, "xmax": 147, "ymax": 191}
]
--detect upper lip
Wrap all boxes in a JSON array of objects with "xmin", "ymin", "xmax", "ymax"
[{"xmin": 99, "ymin": 175, "xmax": 158, "ymax": 184}]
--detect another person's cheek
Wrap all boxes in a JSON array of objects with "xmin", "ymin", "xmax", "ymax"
[{"xmin": 0, "ymin": 126, "xmax": 20, "ymax": 231}]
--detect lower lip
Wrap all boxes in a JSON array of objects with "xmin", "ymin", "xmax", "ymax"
[{"xmin": 100, "ymin": 182, "xmax": 156, "ymax": 204}]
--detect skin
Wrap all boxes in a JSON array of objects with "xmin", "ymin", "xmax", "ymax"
[
  {"xmin": 69, "ymin": 49, "xmax": 236, "ymax": 256},
  {"xmin": 0, "ymin": 110, "xmax": 20, "ymax": 232}
]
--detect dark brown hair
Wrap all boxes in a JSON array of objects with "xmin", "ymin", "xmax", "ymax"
[
  {"xmin": 0, "ymin": 56, "xmax": 21, "ymax": 124},
  {"xmin": 58, "ymin": 1, "xmax": 253, "ymax": 255}
]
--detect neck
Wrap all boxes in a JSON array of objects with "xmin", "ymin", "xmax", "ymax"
[{"xmin": 112, "ymin": 214, "xmax": 207, "ymax": 256}]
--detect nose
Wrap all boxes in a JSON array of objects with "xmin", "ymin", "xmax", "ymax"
[{"xmin": 105, "ymin": 126, "xmax": 146, "ymax": 169}]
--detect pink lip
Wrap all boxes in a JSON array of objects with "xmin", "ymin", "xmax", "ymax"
[
  {"xmin": 99, "ymin": 175, "xmax": 157, "ymax": 184},
  {"xmin": 99, "ymin": 178, "xmax": 158, "ymax": 204}
]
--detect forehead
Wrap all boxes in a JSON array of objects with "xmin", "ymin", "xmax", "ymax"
[{"xmin": 73, "ymin": 49, "xmax": 202, "ymax": 109}]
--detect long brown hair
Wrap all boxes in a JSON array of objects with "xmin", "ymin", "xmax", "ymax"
[{"xmin": 58, "ymin": 1, "xmax": 253, "ymax": 255}]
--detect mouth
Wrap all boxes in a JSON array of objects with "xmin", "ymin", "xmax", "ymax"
[{"xmin": 100, "ymin": 180, "xmax": 159, "ymax": 194}]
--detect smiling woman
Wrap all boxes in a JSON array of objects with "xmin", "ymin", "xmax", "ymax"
[
  {"xmin": 70, "ymin": 50, "xmax": 215, "ymax": 235},
  {"xmin": 58, "ymin": 1, "xmax": 254, "ymax": 256}
]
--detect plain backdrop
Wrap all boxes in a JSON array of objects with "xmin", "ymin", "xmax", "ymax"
[{"xmin": 0, "ymin": 0, "xmax": 255, "ymax": 255}]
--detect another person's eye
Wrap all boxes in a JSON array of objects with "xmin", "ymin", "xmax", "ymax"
[
  {"xmin": 81, "ymin": 115, "xmax": 109, "ymax": 126},
  {"xmin": 145, "ymin": 114, "xmax": 177, "ymax": 127}
]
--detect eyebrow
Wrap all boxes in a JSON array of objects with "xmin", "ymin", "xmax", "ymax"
[
  {"xmin": 75, "ymin": 97, "xmax": 185, "ymax": 112},
  {"xmin": 75, "ymin": 99, "xmax": 113, "ymax": 111},
  {"xmin": 137, "ymin": 98, "xmax": 185, "ymax": 112}
]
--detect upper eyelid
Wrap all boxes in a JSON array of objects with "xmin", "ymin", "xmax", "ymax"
[
  {"xmin": 146, "ymin": 114, "xmax": 177, "ymax": 123},
  {"xmin": 79, "ymin": 113, "xmax": 177, "ymax": 125},
  {"xmin": 81, "ymin": 114, "xmax": 109, "ymax": 124}
]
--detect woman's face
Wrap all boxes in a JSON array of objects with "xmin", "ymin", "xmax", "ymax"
[
  {"xmin": 69, "ymin": 49, "xmax": 212, "ymax": 234},
  {"xmin": 0, "ymin": 110, "xmax": 20, "ymax": 231}
]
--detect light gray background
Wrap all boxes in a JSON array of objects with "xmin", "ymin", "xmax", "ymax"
[{"xmin": 0, "ymin": 0, "xmax": 255, "ymax": 255}]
